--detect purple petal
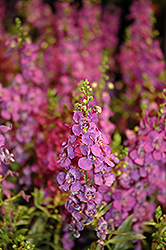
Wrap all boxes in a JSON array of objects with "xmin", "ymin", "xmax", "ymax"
[
  {"xmin": 77, "ymin": 193, "xmax": 87, "ymax": 202},
  {"xmin": 95, "ymin": 191, "xmax": 103, "ymax": 204},
  {"xmin": 61, "ymin": 157, "xmax": 71, "ymax": 168},
  {"xmin": 139, "ymin": 167, "xmax": 147, "ymax": 177},
  {"xmin": 134, "ymin": 157, "xmax": 144, "ymax": 165},
  {"xmin": 91, "ymin": 144, "xmax": 102, "ymax": 157},
  {"xmin": 72, "ymin": 124, "xmax": 81, "ymax": 136},
  {"xmin": 110, "ymin": 153, "xmax": 119, "ymax": 164},
  {"xmin": 152, "ymin": 150, "xmax": 162, "ymax": 161},
  {"xmin": 0, "ymin": 124, "xmax": 12, "ymax": 133},
  {"xmin": 72, "ymin": 210, "xmax": 82, "ymax": 221},
  {"xmin": 82, "ymin": 133, "xmax": 93, "ymax": 145},
  {"xmin": 0, "ymin": 134, "xmax": 5, "ymax": 147},
  {"xmin": 59, "ymin": 182, "xmax": 70, "ymax": 191},
  {"xmin": 67, "ymin": 144, "xmax": 75, "ymax": 159},
  {"xmin": 70, "ymin": 181, "xmax": 81, "ymax": 193},
  {"xmin": 103, "ymin": 145, "xmax": 111, "ymax": 155},
  {"xmin": 104, "ymin": 173, "xmax": 115, "ymax": 186},
  {"xmin": 57, "ymin": 172, "xmax": 66, "ymax": 185},
  {"xmin": 80, "ymin": 145, "xmax": 89, "ymax": 155},
  {"xmin": 129, "ymin": 149, "xmax": 137, "ymax": 160},
  {"xmin": 94, "ymin": 173, "xmax": 103, "ymax": 185},
  {"xmin": 78, "ymin": 157, "xmax": 93, "ymax": 170},
  {"xmin": 104, "ymin": 157, "xmax": 115, "ymax": 167},
  {"xmin": 94, "ymin": 162, "xmax": 104, "ymax": 173},
  {"xmin": 69, "ymin": 135, "xmax": 77, "ymax": 143},
  {"xmin": 144, "ymin": 141, "xmax": 154, "ymax": 153},
  {"xmin": 73, "ymin": 111, "xmax": 83, "ymax": 123}
]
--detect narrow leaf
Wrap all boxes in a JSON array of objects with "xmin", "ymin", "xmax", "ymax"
[
  {"xmin": 97, "ymin": 203, "xmax": 112, "ymax": 218},
  {"xmin": 117, "ymin": 215, "xmax": 133, "ymax": 232},
  {"xmin": 106, "ymin": 232, "xmax": 146, "ymax": 244}
]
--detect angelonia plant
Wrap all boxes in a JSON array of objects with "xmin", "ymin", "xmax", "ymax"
[{"xmin": 57, "ymin": 79, "xmax": 119, "ymax": 241}]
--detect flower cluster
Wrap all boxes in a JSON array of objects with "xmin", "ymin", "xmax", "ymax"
[
  {"xmin": 57, "ymin": 80, "xmax": 119, "ymax": 238},
  {"xmin": 118, "ymin": 0, "xmax": 165, "ymax": 91},
  {"xmin": 0, "ymin": 0, "xmax": 120, "ymax": 197},
  {"xmin": 104, "ymin": 105, "xmax": 166, "ymax": 243},
  {"xmin": 111, "ymin": 0, "xmax": 166, "ymax": 134}
]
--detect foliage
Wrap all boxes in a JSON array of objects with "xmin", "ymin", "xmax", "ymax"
[{"xmin": 145, "ymin": 206, "xmax": 166, "ymax": 250}]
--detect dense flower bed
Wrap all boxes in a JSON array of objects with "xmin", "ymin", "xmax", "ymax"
[{"xmin": 0, "ymin": 0, "xmax": 165, "ymax": 250}]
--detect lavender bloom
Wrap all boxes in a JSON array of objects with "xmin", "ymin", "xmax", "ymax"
[
  {"xmin": 57, "ymin": 168, "xmax": 82, "ymax": 193},
  {"xmin": 57, "ymin": 141, "xmax": 76, "ymax": 169},
  {"xmin": 95, "ymin": 217, "xmax": 108, "ymax": 240},
  {"xmin": 57, "ymin": 85, "xmax": 119, "ymax": 239}
]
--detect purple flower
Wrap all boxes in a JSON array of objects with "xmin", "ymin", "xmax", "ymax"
[
  {"xmin": 95, "ymin": 217, "xmax": 108, "ymax": 240},
  {"xmin": 94, "ymin": 171, "xmax": 115, "ymax": 187},
  {"xmin": 65, "ymin": 195, "xmax": 80, "ymax": 214},
  {"xmin": 57, "ymin": 141, "xmax": 76, "ymax": 169},
  {"xmin": 0, "ymin": 147, "xmax": 15, "ymax": 165},
  {"xmin": 57, "ymin": 168, "xmax": 82, "ymax": 193},
  {"xmin": 129, "ymin": 142, "xmax": 145, "ymax": 165},
  {"xmin": 85, "ymin": 203, "xmax": 98, "ymax": 219}
]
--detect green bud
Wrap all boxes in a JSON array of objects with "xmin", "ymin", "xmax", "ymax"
[
  {"xmin": 85, "ymin": 79, "xmax": 89, "ymax": 84},
  {"xmin": 95, "ymin": 106, "xmax": 102, "ymax": 113},
  {"xmin": 83, "ymin": 99, "xmax": 88, "ymax": 104},
  {"xmin": 18, "ymin": 37, "xmax": 22, "ymax": 43},
  {"xmin": 20, "ymin": 241, "xmax": 25, "ymax": 246},
  {"xmin": 117, "ymin": 170, "xmax": 121, "ymax": 176},
  {"xmin": 89, "ymin": 96, "xmax": 93, "ymax": 101}
]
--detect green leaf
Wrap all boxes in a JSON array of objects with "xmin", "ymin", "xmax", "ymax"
[
  {"xmin": 28, "ymin": 217, "xmax": 46, "ymax": 235},
  {"xmin": 107, "ymin": 230, "xmax": 127, "ymax": 235},
  {"xmin": 106, "ymin": 232, "xmax": 146, "ymax": 244},
  {"xmin": 155, "ymin": 206, "xmax": 162, "ymax": 221},
  {"xmin": 13, "ymin": 228, "xmax": 28, "ymax": 238},
  {"xmin": 36, "ymin": 205, "xmax": 50, "ymax": 217},
  {"xmin": 144, "ymin": 221, "xmax": 156, "ymax": 226},
  {"xmin": 97, "ymin": 203, "xmax": 112, "ymax": 218},
  {"xmin": 50, "ymin": 214, "xmax": 61, "ymax": 222},
  {"xmin": 15, "ymin": 219, "xmax": 30, "ymax": 226},
  {"xmin": 0, "ymin": 233, "xmax": 10, "ymax": 242},
  {"xmin": 89, "ymin": 242, "xmax": 98, "ymax": 250},
  {"xmin": 96, "ymin": 243, "xmax": 101, "ymax": 250},
  {"xmin": 27, "ymin": 206, "xmax": 36, "ymax": 215},
  {"xmin": 42, "ymin": 197, "xmax": 53, "ymax": 204},
  {"xmin": 113, "ymin": 240, "xmax": 134, "ymax": 250},
  {"xmin": 117, "ymin": 215, "xmax": 133, "ymax": 233}
]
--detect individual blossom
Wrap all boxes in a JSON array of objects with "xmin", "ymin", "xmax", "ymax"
[
  {"xmin": 57, "ymin": 167, "xmax": 82, "ymax": 193},
  {"xmin": 95, "ymin": 216, "xmax": 108, "ymax": 240}
]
